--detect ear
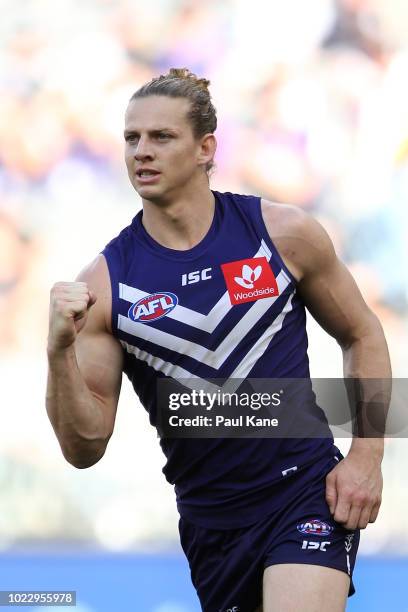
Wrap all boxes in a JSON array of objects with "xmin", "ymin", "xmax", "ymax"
[{"xmin": 197, "ymin": 133, "xmax": 217, "ymax": 168}]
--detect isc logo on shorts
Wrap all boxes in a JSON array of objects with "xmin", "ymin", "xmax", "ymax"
[
  {"xmin": 128, "ymin": 292, "xmax": 178, "ymax": 323},
  {"xmin": 221, "ymin": 257, "xmax": 279, "ymax": 305},
  {"xmin": 301, "ymin": 540, "xmax": 331, "ymax": 551}
]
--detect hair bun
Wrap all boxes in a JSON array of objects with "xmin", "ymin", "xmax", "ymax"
[{"xmin": 168, "ymin": 68, "xmax": 210, "ymax": 92}]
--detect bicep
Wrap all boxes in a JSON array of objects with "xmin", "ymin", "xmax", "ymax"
[
  {"xmin": 75, "ymin": 254, "xmax": 124, "ymax": 436},
  {"xmin": 76, "ymin": 328, "xmax": 123, "ymax": 422},
  {"xmin": 297, "ymin": 236, "xmax": 375, "ymax": 347}
]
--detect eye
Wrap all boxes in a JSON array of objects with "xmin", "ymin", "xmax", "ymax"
[
  {"xmin": 125, "ymin": 134, "xmax": 139, "ymax": 143},
  {"xmin": 157, "ymin": 133, "xmax": 171, "ymax": 140}
]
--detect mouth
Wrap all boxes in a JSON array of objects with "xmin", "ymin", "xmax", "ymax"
[{"xmin": 135, "ymin": 169, "xmax": 161, "ymax": 184}]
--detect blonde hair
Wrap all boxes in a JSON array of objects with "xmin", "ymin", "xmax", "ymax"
[{"xmin": 129, "ymin": 68, "xmax": 217, "ymax": 172}]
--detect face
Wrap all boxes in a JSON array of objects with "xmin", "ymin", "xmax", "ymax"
[{"xmin": 124, "ymin": 95, "xmax": 215, "ymax": 202}]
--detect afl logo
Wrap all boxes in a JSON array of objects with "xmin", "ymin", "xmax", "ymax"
[
  {"xmin": 128, "ymin": 292, "xmax": 178, "ymax": 323},
  {"xmin": 297, "ymin": 519, "xmax": 333, "ymax": 536}
]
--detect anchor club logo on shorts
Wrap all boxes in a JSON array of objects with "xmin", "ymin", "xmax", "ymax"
[
  {"xmin": 128, "ymin": 292, "xmax": 178, "ymax": 323},
  {"xmin": 297, "ymin": 518, "xmax": 333, "ymax": 536},
  {"xmin": 221, "ymin": 256, "xmax": 279, "ymax": 305}
]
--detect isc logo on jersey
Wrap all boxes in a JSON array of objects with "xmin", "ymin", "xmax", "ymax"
[
  {"xmin": 297, "ymin": 518, "xmax": 333, "ymax": 536},
  {"xmin": 128, "ymin": 292, "xmax": 178, "ymax": 323},
  {"xmin": 221, "ymin": 257, "xmax": 279, "ymax": 305}
]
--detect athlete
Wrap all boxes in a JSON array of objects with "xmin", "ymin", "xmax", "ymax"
[{"xmin": 46, "ymin": 68, "xmax": 390, "ymax": 612}]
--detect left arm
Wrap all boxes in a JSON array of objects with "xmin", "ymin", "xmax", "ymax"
[{"xmin": 262, "ymin": 200, "xmax": 392, "ymax": 529}]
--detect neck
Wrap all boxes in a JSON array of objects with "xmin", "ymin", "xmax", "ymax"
[{"xmin": 141, "ymin": 179, "xmax": 215, "ymax": 250}]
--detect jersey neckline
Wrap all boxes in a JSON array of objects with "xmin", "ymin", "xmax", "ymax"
[{"xmin": 131, "ymin": 190, "xmax": 222, "ymax": 261}]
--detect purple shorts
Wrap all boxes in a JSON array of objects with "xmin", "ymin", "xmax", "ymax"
[{"xmin": 179, "ymin": 453, "xmax": 360, "ymax": 612}]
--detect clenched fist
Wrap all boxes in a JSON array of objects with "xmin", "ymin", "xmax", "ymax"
[{"xmin": 48, "ymin": 282, "xmax": 97, "ymax": 353}]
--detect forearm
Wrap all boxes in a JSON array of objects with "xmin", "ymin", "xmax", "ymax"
[
  {"xmin": 46, "ymin": 345, "xmax": 109, "ymax": 468},
  {"xmin": 341, "ymin": 314, "xmax": 391, "ymax": 455}
]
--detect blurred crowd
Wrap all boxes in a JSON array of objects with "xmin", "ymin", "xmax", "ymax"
[{"xmin": 0, "ymin": 0, "xmax": 407, "ymax": 553}]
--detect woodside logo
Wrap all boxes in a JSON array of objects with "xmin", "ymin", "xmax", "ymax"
[{"xmin": 221, "ymin": 257, "xmax": 279, "ymax": 305}]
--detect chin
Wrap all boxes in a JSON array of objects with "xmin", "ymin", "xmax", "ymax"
[{"xmin": 135, "ymin": 184, "xmax": 166, "ymax": 202}]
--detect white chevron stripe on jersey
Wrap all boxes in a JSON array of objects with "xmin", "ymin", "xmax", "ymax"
[
  {"xmin": 226, "ymin": 292, "xmax": 295, "ymax": 383},
  {"xmin": 118, "ymin": 274, "xmax": 291, "ymax": 370},
  {"xmin": 260, "ymin": 238, "xmax": 272, "ymax": 260},
  {"xmin": 119, "ymin": 241, "xmax": 276, "ymax": 333},
  {"xmin": 120, "ymin": 291, "xmax": 295, "ymax": 394},
  {"xmin": 120, "ymin": 282, "xmax": 232, "ymax": 333},
  {"xmin": 120, "ymin": 340, "xmax": 221, "ymax": 393}
]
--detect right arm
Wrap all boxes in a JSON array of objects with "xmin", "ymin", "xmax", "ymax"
[{"xmin": 46, "ymin": 255, "xmax": 124, "ymax": 468}]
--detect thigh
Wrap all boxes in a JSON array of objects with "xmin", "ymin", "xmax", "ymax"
[{"xmin": 263, "ymin": 563, "xmax": 349, "ymax": 612}]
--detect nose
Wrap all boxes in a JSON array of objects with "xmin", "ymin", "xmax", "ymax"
[{"xmin": 134, "ymin": 136, "xmax": 154, "ymax": 161}]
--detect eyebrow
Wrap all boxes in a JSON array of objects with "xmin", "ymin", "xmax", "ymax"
[{"xmin": 123, "ymin": 128, "xmax": 178, "ymax": 137}]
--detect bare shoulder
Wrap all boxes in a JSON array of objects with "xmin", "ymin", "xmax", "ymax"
[
  {"xmin": 261, "ymin": 199, "xmax": 336, "ymax": 282},
  {"xmin": 75, "ymin": 254, "xmax": 113, "ymax": 333}
]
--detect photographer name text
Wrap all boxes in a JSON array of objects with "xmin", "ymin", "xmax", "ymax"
[{"xmin": 168, "ymin": 415, "xmax": 279, "ymax": 428}]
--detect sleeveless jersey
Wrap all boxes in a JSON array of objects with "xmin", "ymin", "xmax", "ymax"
[{"xmin": 102, "ymin": 191, "xmax": 335, "ymax": 529}]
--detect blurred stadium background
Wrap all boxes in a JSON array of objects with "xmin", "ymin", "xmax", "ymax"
[{"xmin": 1, "ymin": 0, "xmax": 407, "ymax": 610}]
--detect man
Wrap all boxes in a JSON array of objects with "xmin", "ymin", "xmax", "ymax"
[{"xmin": 46, "ymin": 68, "xmax": 390, "ymax": 612}]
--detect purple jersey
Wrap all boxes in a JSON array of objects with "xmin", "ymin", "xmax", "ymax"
[{"xmin": 102, "ymin": 191, "xmax": 335, "ymax": 528}]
